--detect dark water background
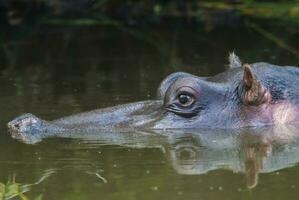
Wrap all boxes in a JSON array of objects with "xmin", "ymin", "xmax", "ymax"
[{"xmin": 2, "ymin": 1, "xmax": 299, "ymax": 199}]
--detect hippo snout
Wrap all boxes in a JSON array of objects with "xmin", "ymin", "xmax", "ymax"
[
  {"xmin": 8, "ymin": 113, "xmax": 40, "ymax": 131},
  {"xmin": 7, "ymin": 113, "xmax": 45, "ymax": 143}
]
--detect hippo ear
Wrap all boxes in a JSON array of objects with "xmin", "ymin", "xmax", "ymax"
[
  {"xmin": 229, "ymin": 52, "xmax": 242, "ymax": 69},
  {"xmin": 241, "ymin": 64, "xmax": 270, "ymax": 105}
]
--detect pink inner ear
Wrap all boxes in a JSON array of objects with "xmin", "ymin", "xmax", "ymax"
[
  {"xmin": 243, "ymin": 64, "xmax": 254, "ymax": 89},
  {"xmin": 242, "ymin": 64, "xmax": 272, "ymax": 106},
  {"xmin": 243, "ymin": 81, "xmax": 272, "ymax": 106}
]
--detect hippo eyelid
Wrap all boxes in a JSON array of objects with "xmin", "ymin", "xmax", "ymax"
[{"xmin": 175, "ymin": 86, "xmax": 199, "ymax": 96}]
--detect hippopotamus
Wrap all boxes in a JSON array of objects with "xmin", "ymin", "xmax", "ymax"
[{"xmin": 7, "ymin": 53, "xmax": 299, "ymax": 143}]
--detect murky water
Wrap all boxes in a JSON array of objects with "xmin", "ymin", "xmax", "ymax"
[{"xmin": 1, "ymin": 22, "xmax": 299, "ymax": 199}]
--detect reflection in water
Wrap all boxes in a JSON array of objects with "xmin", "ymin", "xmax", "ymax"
[
  {"xmin": 65, "ymin": 125, "xmax": 299, "ymax": 189},
  {"xmin": 0, "ymin": 169, "xmax": 55, "ymax": 200},
  {"xmin": 5, "ymin": 125, "xmax": 299, "ymax": 190},
  {"xmin": 3, "ymin": 119, "xmax": 299, "ymax": 197},
  {"xmin": 163, "ymin": 126, "xmax": 299, "ymax": 188},
  {"xmin": 2, "ymin": 123, "xmax": 299, "ymax": 197}
]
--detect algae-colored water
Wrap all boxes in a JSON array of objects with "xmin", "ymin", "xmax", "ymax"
[{"xmin": 1, "ymin": 16, "xmax": 299, "ymax": 200}]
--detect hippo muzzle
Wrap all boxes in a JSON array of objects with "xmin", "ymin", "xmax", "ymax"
[{"xmin": 7, "ymin": 100, "xmax": 165, "ymax": 143}]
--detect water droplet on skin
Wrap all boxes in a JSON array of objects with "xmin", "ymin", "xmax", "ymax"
[
  {"xmin": 218, "ymin": 186, "xmax": 223, "ymax": 191},
  {"xmin": 146, "ymin": 170, "xmax": 150, "ymax": 174}
]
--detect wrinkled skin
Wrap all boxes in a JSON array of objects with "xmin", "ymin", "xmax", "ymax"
[{"xmin": 7, "ymin": 54, "xmax": 299, "ymax": 142}]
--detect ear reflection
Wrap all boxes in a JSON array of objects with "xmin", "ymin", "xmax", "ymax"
[{"xmin": 240, "ymin": 133, "xmax": 273, "ymax": 189}]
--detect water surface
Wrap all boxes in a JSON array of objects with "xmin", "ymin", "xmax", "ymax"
[{"xmin": 1, "ymin": 22, "xmax": 299, "ymax": 199}]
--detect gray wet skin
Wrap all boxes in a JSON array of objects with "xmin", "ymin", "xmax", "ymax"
[{"xmin": 7, "ymin": 54, "xmax": 299, "ymax": 142}]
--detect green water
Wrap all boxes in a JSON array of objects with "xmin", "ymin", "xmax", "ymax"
[{"xmin": 1, "ymin": 23, "xmax": 299, "ymax": 200}]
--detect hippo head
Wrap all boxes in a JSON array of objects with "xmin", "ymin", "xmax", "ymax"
[
  {"xmin": 145, "ymin": 55, "xmax": 299, "ymax": 129},
  {"xmin": 8, "ymin": 54, "xmax": 299, "ymax": 143}
]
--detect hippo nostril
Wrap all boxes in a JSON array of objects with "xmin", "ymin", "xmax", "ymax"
[
  {"xmin": 8, "ymin": 118, "xmax": 18, "ymax": 127},
  {"xmin": 7, "ymin": 122, "xmax": 13, "ymax": 129}
]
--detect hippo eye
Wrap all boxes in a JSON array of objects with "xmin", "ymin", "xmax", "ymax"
[
  {"xmin": 177, "ymin": 93, "xmax": 195, "ymax": 107},
  {"xmin": 164, "ymin": 86, "xmax": 199, "ymax": 117}
]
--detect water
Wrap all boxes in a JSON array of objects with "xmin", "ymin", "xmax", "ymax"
[{"xmin": 1, "ymin": 22, "xmax": 299, "ymax": 199}]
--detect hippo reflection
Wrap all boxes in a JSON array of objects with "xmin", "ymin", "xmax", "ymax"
[
  {"xmin": 76, "ymin": 126, "xmax": 299, "ymax": 189},
  {"xmin": 7, "ymin": 53, "xmax": 299, "ymax": 142},
  {"xmin": 164, "ymin": 128, "xmax": 298, "ymax": 189},
  {"xmin": 41, "ymin": 126, "xmax": 299, "ymax": 189}
]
